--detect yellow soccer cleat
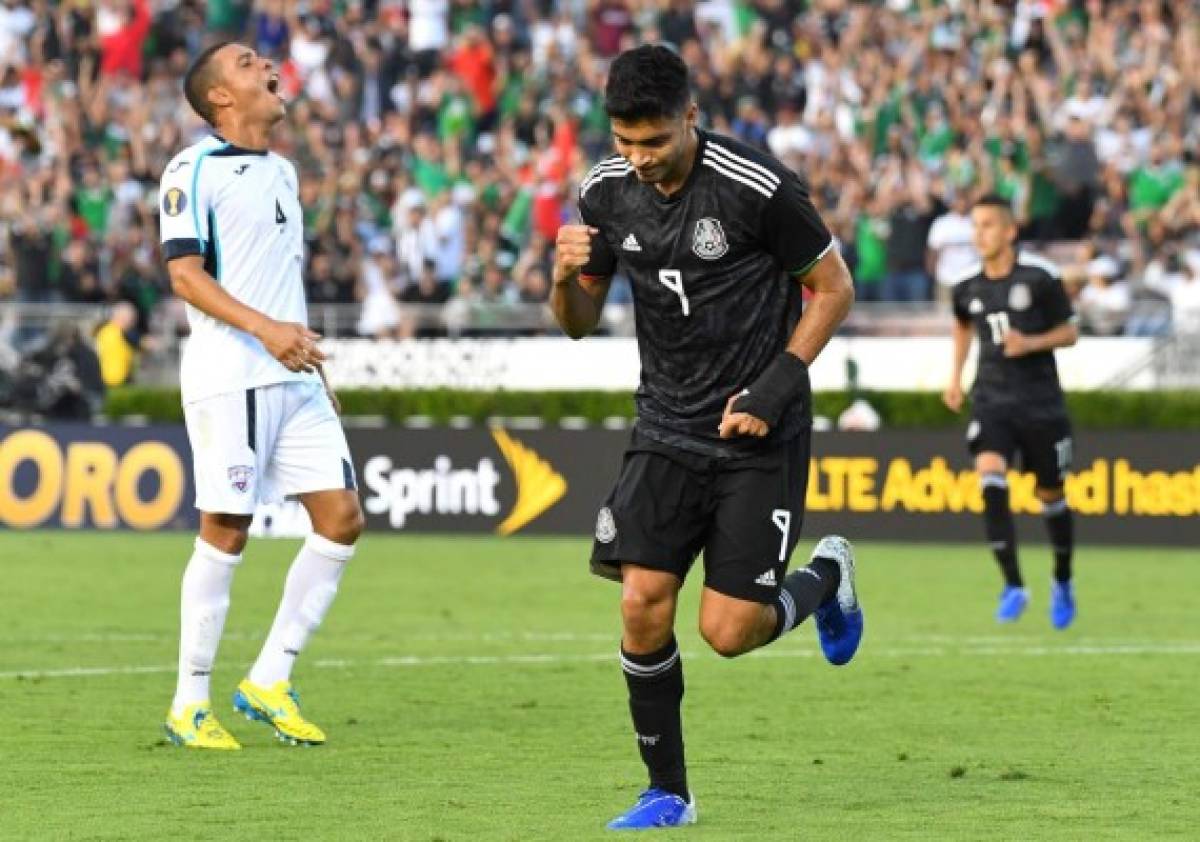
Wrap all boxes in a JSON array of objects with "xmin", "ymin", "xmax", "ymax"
[
  {"xmin": 164, "ymin": 703, "xmax": 242, "ymax": 750},
  {"xmin": 232, "ymin": 679, "xmax": 326, "ymax": 746}
]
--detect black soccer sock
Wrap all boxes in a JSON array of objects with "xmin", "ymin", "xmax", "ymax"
[
  {"xmin": 982, "ymin": 473, "xmax": 1023, "ymax": 588},
  {"xmin": 620, "ymin": 637, "xmax": 688, "ymax": 799},
  {"xmin": 1042, "ymin": 497, "xmax": 1074, "ymax": 583},
  {"xmin": 767, "ymin": 558, "xmax": 840, "ymax": 643}
]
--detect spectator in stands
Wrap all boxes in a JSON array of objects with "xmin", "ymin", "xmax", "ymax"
[
  {"xmin": 8, "ymin": 195, "xmax": 55, "ymax": 303},
  {"xmin": 852, "ymin": 192, "xmax": 887, "ymax": 303},
  {"xmin": 1158, "ymin": 164, "xmax": 1199, "ymax": 239},
  {"xmin": 12, "ymin": 320, "xmax": 104, "ymax": 419},
  {"xmin": 1047, "ymin": 108, "xmax": 1101, "ymax": 240},
  {"xmin": 883, "ymin": 183, "xmax": 936, "ymax": 303},
  {"xmin": 307, "ymin": 251, "xmax": 355, "ymax": 306},
  {"xmin": 393, "ymin": 188, "xmax": 438, "ymax": 285},
  {"xmin": 1128, "ymin": 139, "xmax": 1186, "ymax": 228},
  {"xmin": 59, "ymin": 239, "xmax": 105, "ymax": 304},
  {"xmin": 927, "ymin": 191, "xmax": 976, "ymax": 305},
  {"xmin": 1170, "ymin": 252, "xmax": 1200, "ymax": 335},
  {"xmin": 1078, "ymin": 256, "xmax": 1131, "ymax": 336},
  {"xmin": 357, "ymin": 238, "xmax": 402, "ymax": 340},
  {"xmin": 2, "ymin": 0, "xmax": 1197, "ymax": 335},
  {"xmin": 399, "ymin": 259, "xmax": 452, "ymax": 338}
]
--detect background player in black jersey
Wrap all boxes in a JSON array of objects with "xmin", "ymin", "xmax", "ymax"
[
  {"xmin": 551, "ymin": 45, "xmax": 862, "ymax": 830},
  {"xmin": 943, "ymin": 195, "xmax": 1079, "ymax": 629}
]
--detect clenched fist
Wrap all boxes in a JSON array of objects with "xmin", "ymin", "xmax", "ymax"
[{"xmin": 553, "ymin": 224, "xmax": 599, "ymax": 284}]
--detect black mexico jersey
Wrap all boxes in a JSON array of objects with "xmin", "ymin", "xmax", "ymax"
[
  {"xmin": 951, "ymin": 252, "xmax": 1075, "ymax": 417},
  {"xmin": 577, "ymin": 129, "xmax": 833, "ymax": 457}
]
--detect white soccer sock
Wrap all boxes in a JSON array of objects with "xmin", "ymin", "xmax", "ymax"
[
  {"xmin": 247, "ymin": 533, "xmax": 353, "ymax": 687},
  {"xmin": 172, "ymin": 538, "xmax": 241, "ymax": 715}
]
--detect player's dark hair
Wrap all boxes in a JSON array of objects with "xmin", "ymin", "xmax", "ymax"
[
  {"xmin": 605, "ymin": 45, "xmax": 690, "ymax": 122},
  {"xmin": 184, "ymin": 41, "xmax": 234, "ymax": 126},
  {"xmin": 974, "ymin": 193, "xmax": 1014, "ymax": 215}
]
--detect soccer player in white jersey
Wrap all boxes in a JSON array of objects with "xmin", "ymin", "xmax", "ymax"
[{"xmin": 158, "ymin": 42, "xmax": 364, "ymax": 749}]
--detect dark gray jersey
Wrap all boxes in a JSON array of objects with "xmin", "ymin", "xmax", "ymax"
[{"xmin": 578, "ymin": 129, "xmax": 833, "ymax": 458}]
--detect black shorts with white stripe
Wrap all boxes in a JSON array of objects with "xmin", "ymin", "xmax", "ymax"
[{"xmin": 590, "ymin": 427, "xmax": 811, "ymax": 603}]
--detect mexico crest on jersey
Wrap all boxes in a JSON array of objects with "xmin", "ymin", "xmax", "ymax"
[
  {"xmin": 595, "ymin": 507, "xmax": 617, "ymax": 543},
  {"xmin": 692, "ymin": 217, "xmax": 728, "ymax": 260},
  {"xmin": 1009, "ymin": 283, "xmax": 1032, "ymax": 311}
]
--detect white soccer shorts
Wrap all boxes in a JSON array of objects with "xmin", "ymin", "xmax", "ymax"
[{"xmin": 184, "ymin": 380, "xmax": 356, "ymax": 515}]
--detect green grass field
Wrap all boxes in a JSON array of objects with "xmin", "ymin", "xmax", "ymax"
[{"xmin": 1, "ymin": 533, "xmax": 1197, "ymax": 841}]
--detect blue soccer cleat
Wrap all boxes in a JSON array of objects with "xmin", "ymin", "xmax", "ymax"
[
  {"xmin": 995, "ymin": 586, "xmax": 1030, "ymax": 623},
  {"xmin": 606, "ymin": 788, "xmax": 697, "ymax": 830},
  {"xmin": 1050, "ymin": 580, "xmax": 1076, "ymax": 630},
  {"xmin": 811, "ymin": 536, "xmax": 864, "ymax": 666}
]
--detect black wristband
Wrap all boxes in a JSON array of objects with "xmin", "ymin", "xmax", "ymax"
[{"xmin": 731, "ymin": 352, "xmax": 810, "ymax": 428}]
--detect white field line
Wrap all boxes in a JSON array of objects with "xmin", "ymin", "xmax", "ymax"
[
  {"xmin": 3, "ymin": 643, "xmax": 1200, "ymax": 681},
  {"xmin": 0, "ymin": 631, "xmax": 1190, "ymax": 646}
]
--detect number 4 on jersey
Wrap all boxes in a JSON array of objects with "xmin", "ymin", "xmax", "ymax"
[{"xmin": 275, "ymin": 199, "xmax": 287, "ymax": 224}]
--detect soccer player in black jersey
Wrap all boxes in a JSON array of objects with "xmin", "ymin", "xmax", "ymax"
[
  {"xmin": 943, "ymin": 195, "xmax": 1079, "ymax": 629},
  {"xmin": 551, "ymin": 45, "xmax": 862, "ymax": 829}
]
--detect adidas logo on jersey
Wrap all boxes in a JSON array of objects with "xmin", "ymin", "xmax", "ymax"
[
  {"xmin": 755, "ymin": 569, "xmax": 777, "ymax": 587},
  {"xmin": 969, "ymin": 299, "xmax": 984, "ymax": 314},
  {"xmin": 622, "ymin": 234, "xmax": 642, "ymax": 252}
]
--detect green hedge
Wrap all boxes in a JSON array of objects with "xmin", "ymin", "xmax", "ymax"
[{"xmin": 104, "ymin": 387, "xmax": 1200, "ymax": 429}]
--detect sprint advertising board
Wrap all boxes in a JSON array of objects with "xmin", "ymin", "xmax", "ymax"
[
  {"xmin": 1, "ymin": 425, "xmax": 1197, "ymax": 545},
  {"xmin": 353, "ymin": 427, "xmax": 603, "ymax": 535}
]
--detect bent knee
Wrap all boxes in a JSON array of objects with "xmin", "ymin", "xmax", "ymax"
[
  {"xmin": 340, "ymin": 503, "xmax": 366, "ymax": 544},
  {"xmin": 317, "ymin": 497, "xmax": 365, "ymax": 546},
  {"xmin": 1035, "ymin": 486, "xmax": 1065, "ymax": 504},
  {"xmin": 699, "ymin": 619, "xmax": 755, "ymax": 659}
]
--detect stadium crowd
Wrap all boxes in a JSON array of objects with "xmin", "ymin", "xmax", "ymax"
[{"xmin": 1, "ymin": 0, "xmax": 1199, "ymax": 347}]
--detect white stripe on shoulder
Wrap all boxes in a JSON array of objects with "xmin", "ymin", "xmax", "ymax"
[
  {"xmin": 580, "ymin": 164, "xmax": 631, "ymax": 198},
  {"xmin": 1017, "ymin": 251, "xmax": 1061, "ymax": 278},
  {"xmin": 701, "ymin": 151, "xmax": 777, "ymax": 196},
  {"xmin": 705, "ymin": 142, "xmax": 781, "ymax": 187},
  {"xmin": 949, "ymin": 262, "xmax": 983, "ymax": 285},
  {"xmin": 701, "ymin": 158, "xmax": 774, "ymax": 198},
  {"xmin": 582, "ymin": 157, "xmax": 629, "ymax": 181}
]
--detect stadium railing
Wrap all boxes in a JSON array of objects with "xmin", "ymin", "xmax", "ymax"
[{"xmin": 0, "ymin": 299, "xmax": 1191, "ymax": 389}]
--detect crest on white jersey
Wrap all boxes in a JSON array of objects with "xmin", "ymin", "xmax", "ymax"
[
  {"xmin": 228, "ymin": 465, "xmax": 255, "ymax": 493},
  {"xmin": 1009, "ymin": 283, "xmax": 1032, "ymax": 311},
  {"xmin": 692, "ymin": 217, "xmax": 728, "ymax": 260}
]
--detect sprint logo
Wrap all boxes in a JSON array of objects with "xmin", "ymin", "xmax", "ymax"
[
  {"xmin": 362, "ymin": 429, "xmax": 567, "ymax": 535},
  {"xmin": 490, "ymin": 428, "xmax": 567, "ymax": 535}
]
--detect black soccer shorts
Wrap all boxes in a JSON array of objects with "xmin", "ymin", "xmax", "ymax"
[
  {"xmin": 966, "ymin": 410, "xmax": 1073, "ymax": 489},
  {"xmin": 590, "ymin": 428, "xmax": 811, "ymax": 604}
]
